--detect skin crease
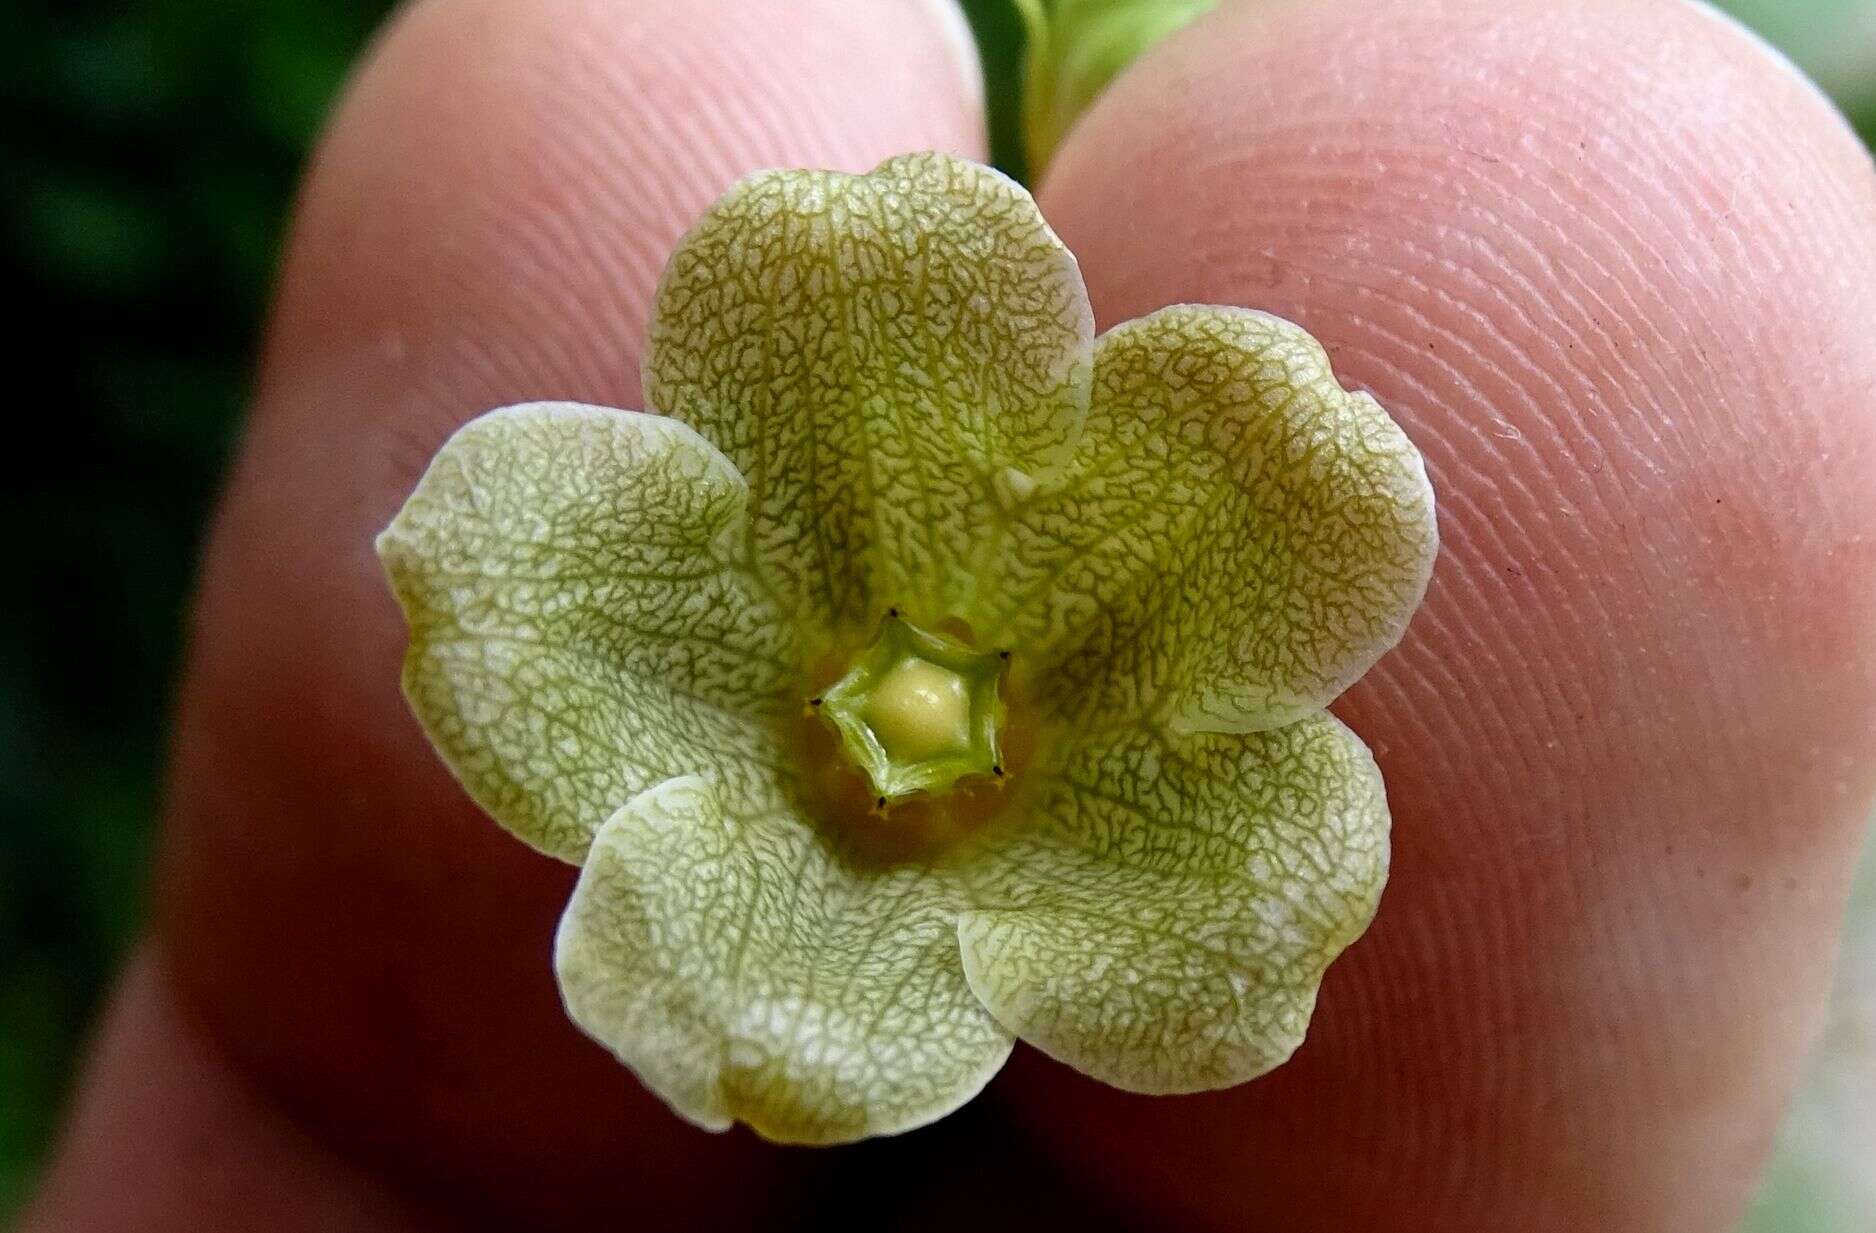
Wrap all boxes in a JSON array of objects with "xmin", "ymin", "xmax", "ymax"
[{"xmin": 21, "ymin": 0, "xmax": 1876, "ymax": 1230}]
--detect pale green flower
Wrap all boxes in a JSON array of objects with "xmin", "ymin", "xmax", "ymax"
[{"xmin": 377, "ymin": 152, "xmax": 1436, "ymax": 1144}]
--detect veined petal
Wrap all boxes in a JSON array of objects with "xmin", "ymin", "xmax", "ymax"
[
  {"xmin": 956, "ymin": 713, "xmax": 1388, "ymax": 1094},
  {"xmin": 557, "ymin": 776, "xmax": 1015, "ymax": 1144},
  {"xmin": 984, "ymin": 306, "xmax": 1437, "ymax": 735},
  {"xmin": 376, "ymin": 403, "xmax": 797, "ymax": 863},
  {"xmin": 643, "ymin": 151, "xmax": 1094, "ymax": 641}
]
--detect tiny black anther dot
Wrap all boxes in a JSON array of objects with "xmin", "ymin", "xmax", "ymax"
[
  {"xmin": 876, "ymin": 796, "xmax": 888, "ymax": 808},
  {"xmin": 809, "ymin": 697, "xmax": 822, "ymax": 707},
  {"xmin": 992, "ymin": 765, "xmax": 1004, "ymax": 776},
  {"xmin": 888, "ymin": 607, "xmax": 899, "ymax": 618},
  {"xmin": 998, "ymin": 650, "xmax": 1010, "ymax": 660}
]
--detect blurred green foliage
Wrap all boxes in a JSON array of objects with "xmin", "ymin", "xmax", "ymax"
[
  {"xmin": 0, "ymin": 0, "xmax": 394, "ymax": 1212},
  {"xmin": 0, "ymin": 0, "xmax": 1869, "ymax": 1221}
]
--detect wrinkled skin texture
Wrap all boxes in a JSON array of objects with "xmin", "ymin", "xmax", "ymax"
[{"xmin": 24, "ymin": 0, "xmax": 1876, "ymax": 1231}]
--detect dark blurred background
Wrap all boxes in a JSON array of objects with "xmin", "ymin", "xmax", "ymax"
[{"xmin": 0, "ymin": 0, "xmax": 1870, "ymax": 1221}]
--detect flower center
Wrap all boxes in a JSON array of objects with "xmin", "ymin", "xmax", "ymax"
[
  {"xmin": 814, "ymin": 611, "xmax": 1005, "ymax": 805},
  {"xmin": 862, "ymin": 659, "xmax": 973, "ymax": 764}
]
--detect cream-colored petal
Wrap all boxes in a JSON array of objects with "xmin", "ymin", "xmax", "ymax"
[
  {"xmin": 643, "ymin": 151, "xmax": 1094, "ymax": 642},
  {"xmin": 376, "ymin": 403, "xmax": 797, "ymax": 863},
  {"xmin": 957, "ymin": 712, "xmax": 1388, "ymax": 1094},
  {"xmin": 983, "ymin": 305, "xmax": 1437, "ymax": 736},
  {"xmin": 557, "ymin": 776, "xmax": 1014, "ymax": 1144}
]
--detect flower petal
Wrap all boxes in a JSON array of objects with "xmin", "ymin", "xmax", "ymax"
[
  {"xmin": 643, "ymin": 151, "xmax": 1094, "ymax": 639},
  {"xmin": 556, "ymin": 776, "xmax": 1015, "ymax": 1144},
  {"xmin": 376, "ymin": 403, "xmax": 797, "ymax": 863},
  {"xmin": 985, "ymin": 306, "xmax": 1437, "ymax": 735},
  {"xmin": 956, "ymin": 712, "xmax": 1388, "ymax": 1094}
]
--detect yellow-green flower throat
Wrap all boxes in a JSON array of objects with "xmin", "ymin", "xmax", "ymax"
[{"xmin": 815, "ymin": 612, "xmax": 1007, "ymax": 805}]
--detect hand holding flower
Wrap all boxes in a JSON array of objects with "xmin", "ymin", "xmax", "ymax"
[
  {"xmin": 377, "ymin": 153, "xmax": 1436, "ymax": 1141},
  {"xmin": 28, "ymin": 2, "xmax": 1876, "ymax": 1230}
]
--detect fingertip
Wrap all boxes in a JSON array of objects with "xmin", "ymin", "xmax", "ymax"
[
  {"xmin": 1042, "ymin": 0, "xmax": 1876, "ymax": 795},
  {"xmin": 911, "ymin": 0, "xmax": 988, "ymax": 113},
  {"xmin": 1023, "ymin": 1, "xmax": 1876, "ymax": 1229},
  {"xmin": 267, "ymin": 0, "xmax": 985, "ymax": 421},
  {"xmin": 1046, "ymin": 0, "xmax": 1876, "ymax": 329},
  {"xmin": 164, "ymin": 0, "xmax": 986, "ymax": 1221}
]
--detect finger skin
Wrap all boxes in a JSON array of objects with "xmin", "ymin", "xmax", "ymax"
[
  {"xmin": 22, "ymin": 948, "xmax": 455, "ymax": 1233},
  {"xmin": 1018, "ymin": 0, "xmax": 1876, "ymax": 1229},
  {"xmin": 156, "ymin": 0, "xmax": 980, "ymax": 1226}
]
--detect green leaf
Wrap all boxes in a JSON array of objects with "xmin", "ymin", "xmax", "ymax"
[
  {"xmin": 1017, "ymin": 0, "xmax": 1220, "ymax": 177},
  {"xmin": 375, "ymin": 403, "xmax": 798, "ymax": 863},
  {"xmin": 980, "ymin": 305, "xmax": 1437, "ymax": 736},
  {"xmin": 957, "ymin": 711, "xmax": 1388, "ymax": 1093},
  {"xmin": 556, "ymin": 776, "xmax": 1014, "ymax": 1144},
  {"xmin": 643, "ymin": 151, "xmax": 1094, "ymax": 642}
]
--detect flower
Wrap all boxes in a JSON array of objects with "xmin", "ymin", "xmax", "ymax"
[{"xmin": 376, "ymin": 152, "xmax": 1437, "ymax": 1145}]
